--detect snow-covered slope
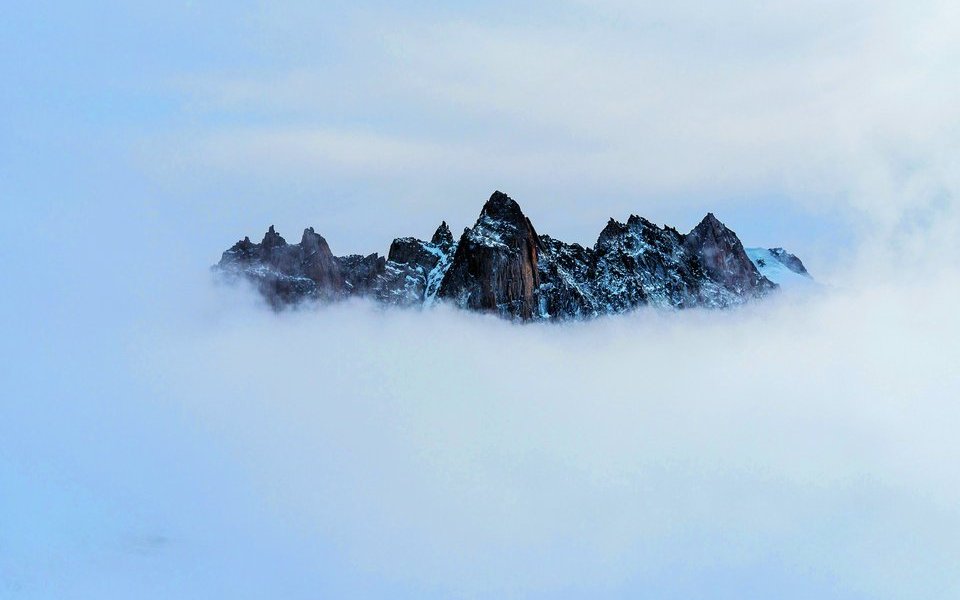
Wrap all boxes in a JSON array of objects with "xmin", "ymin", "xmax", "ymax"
[{"xmin": 746, "ymin": 247, "xmax": 814, "ymax": 289}]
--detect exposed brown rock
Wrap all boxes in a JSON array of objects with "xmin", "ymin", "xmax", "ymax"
[
  {"xmin": 683, "ymin": 213, "xmax": 775, "ymax": 296},
  {"xmin": 299, "ymin": 227, "xmax": 342, "ymax": 296},
  {"xmin": 437, "ymin": 191, "xmax": 541, "ymax": 320}
]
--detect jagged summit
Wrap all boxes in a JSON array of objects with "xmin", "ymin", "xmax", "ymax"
[
  {"xmin": 261, "ymin": 224, "xmax": 286, "ymax": 248},
  {"xmin": 431, "ymin": 221, "xmax": 454, "ymax": 246},
  {"xmin": 466, "ymin": 190, "xmax": 540, "ymax": 252},
  {"xmin": 214, "ymin": 190, "xmax": 806, "ymax": 320},
  {"xmin": 598, "ymin": 217, "xmax": 629, "ymax": 241},
  {"xmin": 683, "ymin": 212, "xmax": 774, "ymax": 297},
  {"xmin": 480, "ymin": 190, "xmax": 526, "ymax": 223},
  {"xmin": 626, "ymin": 214, "xmax": 656, "ymax": 228},
  {"xmin": 698, "ymin": 212, "xmax": 721, "ymax": 226},
  {"xmin": 438, "ymin": 191, "xmax": 541, "ymax": 319}
]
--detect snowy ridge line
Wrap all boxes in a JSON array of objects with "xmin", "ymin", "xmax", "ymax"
[{"xmin": 215, "ymin": 191, "xmax": 812, "ymax": 320}]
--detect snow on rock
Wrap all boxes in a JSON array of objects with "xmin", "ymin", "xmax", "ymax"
[
  {"xmin": 746, "ymin": 247, "xmax": 814, "ymax": 289},
  {"xmin": 214, "ymin": 190, "xmax": 812, "ymax": 320}
]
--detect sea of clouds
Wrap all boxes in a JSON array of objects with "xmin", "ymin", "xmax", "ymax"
[{"xmin": 5, "ymin": 254, "xmax": 959, "ymax": 598}]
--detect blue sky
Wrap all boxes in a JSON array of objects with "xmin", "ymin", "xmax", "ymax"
[
  {"xmin": 3, "ymin": 2, "xmax": 960, "ymax": 599},
  {"xmin": 11, "ymin": 0, "xmax": 955, "ymax": 268}
]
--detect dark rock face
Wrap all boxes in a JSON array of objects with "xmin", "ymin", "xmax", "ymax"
[
  {"xmin": 537, "ymin": 234, "xmax": 597, "ymax": 319},
  {"xmin": 683, "ymin": 213, "xmax": 776, "ymax": 299},
  {"xmin": 337, "ymin": 253, "xmax": 386, "ymax": 297},
  {"xmin": 218, "ymin": 226, "xmax": 328, "ymax": 308},
  {"xmin": 437, "ymin": 192, "xmax": 541, "ymax": 319},
  {"xmin": 388, "ymin": 237, "xmax": 442, "ymax": 275},
  {"xmin": 430, "ymin": 221, "xmax": 454, "ymax": 247},
  {"xmin": 299, "ymin": 227, "xmax": 342, "ymax": 297},
  {"xmin": 589, "ymin": 216, "xmax": 707, "ymax": 312},
  {"xmin": 214, "ymin": 190, "xmax": 792, "ymax": 320}
]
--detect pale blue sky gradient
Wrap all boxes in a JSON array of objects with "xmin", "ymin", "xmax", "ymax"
[{"xmin": 7, "ymin": 0, "xmax": 922, "ymax": 270}]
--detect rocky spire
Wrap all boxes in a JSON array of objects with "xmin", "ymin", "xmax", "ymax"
[
  {"xmin": 220, "ymin": 236, "xmax": 257, "ymax": 265},
  {"xmin": 261, "ymin": 224, "xmax": 286, "ymax": 248},
  {"xmin": 480, "ymin": 190, "xmax": 528, "ymax": 224},
  {"xmin": 438, "ymin": 190, "xmax": 541, "ymax": 320},
  {"xmin": 596, "ymin": 218, "xmax": 629, "ymax": 247},
  {"xmin": 299, "ymin": 227, "xmax": 342, "ymax": 295},
  {"xmin": 431, "ymin": 221, "xmax": 454, "ymax": 247}
]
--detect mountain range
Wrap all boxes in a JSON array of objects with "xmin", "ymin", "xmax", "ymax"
[{"xmin": 215, "ymin": 191, "xmax": 811, "ymax": 320}]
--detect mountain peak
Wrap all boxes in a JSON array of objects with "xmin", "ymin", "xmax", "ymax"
[
  {"xmin": 261, "ymin": 225, "xmax": 286, "ymax": 248},
  {"xmin": 300, "ymin": 226, "xmax": 327, "ymax": 246},
  {"xmin": 695, "ymin": 212, "xmax": 724, "ymax": 231},
  {"xmin": 431, "ymin": 221, "xmax": 454, "ymax": 246},
  {"xmin": 480, "ymin": 190, "xmax": 527, "ymax": 225},
  {"xmin": 684, "ymin": 213, "xmax": 774, "ymax": 296},
  {"xmin": 222, "ymin": 236, "xmax": 255, "ymax": 262},
  {"xmin": 216, "ymin": 191, "xmax": 800, "ymax": 319},
  {"xmin": 438, "ymin": 190, "xmax": 541, "ymax": 319}
]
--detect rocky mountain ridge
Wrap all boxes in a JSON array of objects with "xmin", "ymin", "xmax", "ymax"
[{"xmin": 215, "ymin": 191, "xmax": 810, "ymax": 320}]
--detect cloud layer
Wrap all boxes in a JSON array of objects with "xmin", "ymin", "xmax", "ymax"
[{"xmin": 7, "ymin": 247, "xmax": 959, "ymax": 598}]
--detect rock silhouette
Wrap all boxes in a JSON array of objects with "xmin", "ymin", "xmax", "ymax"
[{"xmin": 215, "ymin": 190, "xmax": 805, "ymax": 320}]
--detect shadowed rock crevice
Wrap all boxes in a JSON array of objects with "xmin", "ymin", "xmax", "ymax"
[{"xmin": 214, "ymin": 190, "xmax": 802, "ymax": 320}]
